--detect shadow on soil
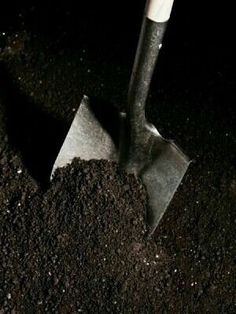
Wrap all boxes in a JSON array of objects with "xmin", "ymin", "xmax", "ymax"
[{"xmin": 0, "ymin": 65, "xmax": 68, "ymax": 187}]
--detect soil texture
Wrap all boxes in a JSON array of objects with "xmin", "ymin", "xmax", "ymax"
[{"xmin": 0, "ymin": 2, "xmax": 236, "ymax": 313}]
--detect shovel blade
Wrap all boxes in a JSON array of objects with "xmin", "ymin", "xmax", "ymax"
[
  {"xmin": 52, "ymin": 95, "xmax": 190, "ymax": 235},
  {"xmin": 51, "ymin": 95, "xmax": 119, "ymax": 176},
  {"xmin": 141, "ymin": 135, "xmax": 190, "ymax": 233}
]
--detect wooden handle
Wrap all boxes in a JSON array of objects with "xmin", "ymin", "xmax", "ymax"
[{"xmin": 146, "ymin": 0, "xmax": 175, "ymax": 23}]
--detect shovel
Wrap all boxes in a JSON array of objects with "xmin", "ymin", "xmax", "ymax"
[{"xmin": 52, "ymin": 0, "xmax": 190, "ymax": 234}]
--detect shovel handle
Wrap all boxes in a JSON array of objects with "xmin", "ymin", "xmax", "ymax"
[{"xmin": 127, "ymin": 0, "xmax": 175, "ymax": 128}]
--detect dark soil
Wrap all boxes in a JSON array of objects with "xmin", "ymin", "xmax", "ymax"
[
  {"xmin": 0, "ymin": 2, "xmax": 236, "ymax": 313},
  {"xmin": 1, "ymin": 158, "xmax": 161, "ymax": 313}
]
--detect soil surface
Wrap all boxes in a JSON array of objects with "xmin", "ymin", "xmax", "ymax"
[{"xmin": 0, "ymin": 2, "xmax": 236, "ymax": 313}]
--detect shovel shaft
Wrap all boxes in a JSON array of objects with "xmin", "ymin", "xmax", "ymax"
[{"xmin": 127, "ymin": 0, "xmax": 174, "ymax": 129}]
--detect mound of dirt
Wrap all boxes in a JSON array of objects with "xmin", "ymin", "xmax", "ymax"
[{"xmin": 1, "ymin": 158, "xmax": 172, "ymax": 313}]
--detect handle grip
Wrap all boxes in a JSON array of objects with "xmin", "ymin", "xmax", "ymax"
[{"xmin": 146, "ymin": 0, "xmax": 174, "ymax": 23}]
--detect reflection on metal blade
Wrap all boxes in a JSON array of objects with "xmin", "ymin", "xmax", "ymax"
[{"xmin": 51, "ymin": 95, "xmax": 118, "ymax": 177}]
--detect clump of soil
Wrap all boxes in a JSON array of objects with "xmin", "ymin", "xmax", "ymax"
[{"xmin": 1, "ymin": 158, "xmax": 170, "ymax": 313}]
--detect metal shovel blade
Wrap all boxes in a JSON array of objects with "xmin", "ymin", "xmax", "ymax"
[
  {"xmin": 139, "ymin": 131, "xmax": 190, "ymax": 233},
  {"xmin": 51, "ymin": 95, "xmax": 119, "ymax": 176},
  {"xmin": 119, "ymin": 119, "xmax": 190, "ymax": 234},
  {"xmin": 52, "ymin": 95, "xmax": 190, "ymax": 234}
]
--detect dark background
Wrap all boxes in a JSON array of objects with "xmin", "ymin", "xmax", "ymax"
[
  {"xmin": 1, "ymin": 0, "xmax": 234, "ymax": 67},
  {"xmin": 1, "ymin": 0, "xmax": 235, "ymax": 114}
]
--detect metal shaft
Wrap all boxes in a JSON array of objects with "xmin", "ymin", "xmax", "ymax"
[{"xmin": 127, "ymin": 17, "xmax": 167, "ymax": 131}]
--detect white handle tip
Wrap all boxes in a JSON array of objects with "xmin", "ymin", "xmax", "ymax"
[{"xmin": 146, "ymin": 0, "xmax": 175, "ymax": 23}]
